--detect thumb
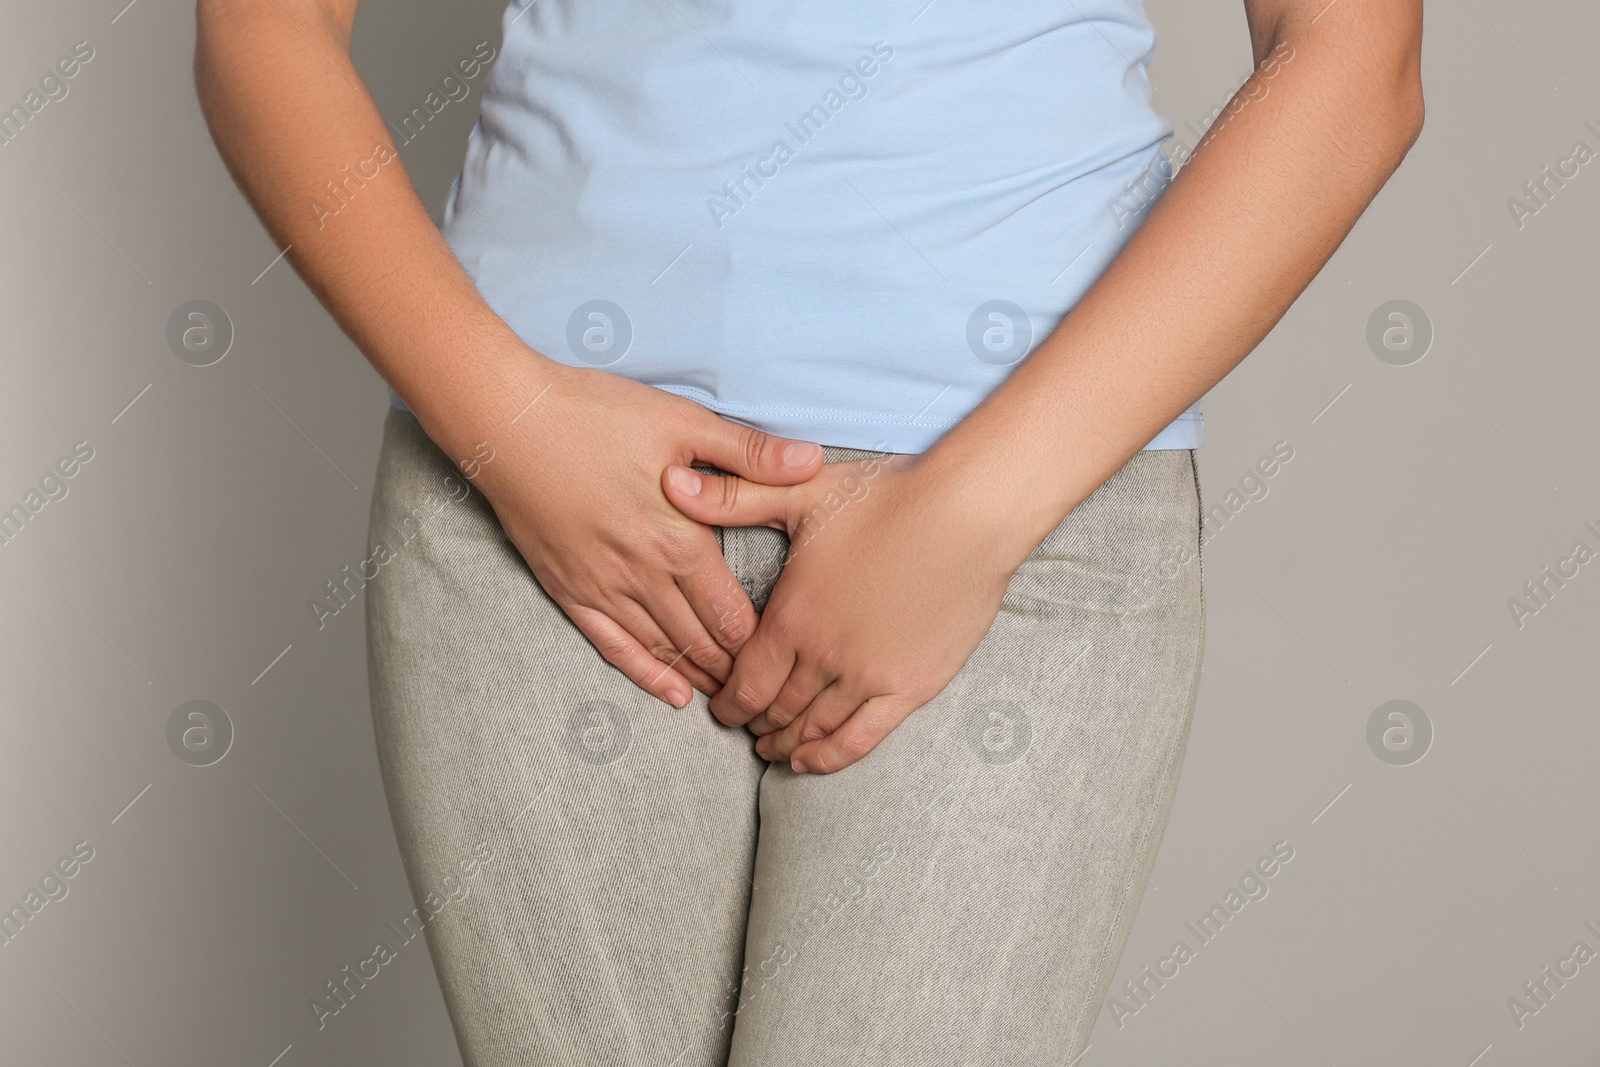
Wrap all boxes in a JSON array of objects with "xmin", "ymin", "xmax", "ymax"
[
  {"xmin": 692, "ymin": 417, "xmax": 823, "ymax": 487},
  {"xmin": 663, "ymin": 465, "xmax": 795, "ymax": 530}
]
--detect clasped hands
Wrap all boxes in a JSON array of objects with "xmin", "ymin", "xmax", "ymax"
[
  {"xmin": 474, "ymin": 366, "xmax": 1014, "ymax": 774},
  {"xmin": 655, "ymin": 439, "xmax": 1014, "ymax": 774}
]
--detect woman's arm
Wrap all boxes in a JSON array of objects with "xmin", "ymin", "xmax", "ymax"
[
  {"xmin": 195, "ymin": 0, "xmax": 825, "ymax": 706},
  {"xmin": 663, "ymin": 0, "xmax": 1424, "ymax": 770},
  {"xmin": 916, "ymin": 0, "xmax": 1424, "ymax": 557},
  {"xmin": 195, "ymin": 0, "xmax": 518, "ymax": 440}
]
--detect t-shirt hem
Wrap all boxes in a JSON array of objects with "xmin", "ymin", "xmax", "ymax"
[
  {"xmin": 387, "ymin": 385, "xmax": 1203, "ymax": 454},
  {"xmin": 653, "ymin": 387, "xmax": 1204, "ymax": 453}
]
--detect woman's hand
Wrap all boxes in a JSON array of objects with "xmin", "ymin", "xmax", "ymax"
[
  {"xmin": 460, "ymin": 360, "xmax": 824, "ymax": 708},
  {"xmin": 660, "ymin": 453, "xmax": 1019, "ymax": 772},
  {"xmin": 194, "ymin": 1, "xmax": 827, "ymax": 710}
]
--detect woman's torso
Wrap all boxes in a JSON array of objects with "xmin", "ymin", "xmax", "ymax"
[{"xmin": 423, "ymin": 0, "xmax": 1202, "ymax": 453}]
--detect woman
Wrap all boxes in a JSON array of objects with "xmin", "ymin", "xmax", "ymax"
[{"xmin": 196, "ymin": 1, "xmax": 1422, "ymax": 1062}]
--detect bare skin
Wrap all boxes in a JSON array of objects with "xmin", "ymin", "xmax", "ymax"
[
  {"xmin": 662, "ymin": 0, "xmax": 1425, "ymax": 772},
  {"xmin": 194, "ymin": 0, "xmax": 824, "ymax": 707}
]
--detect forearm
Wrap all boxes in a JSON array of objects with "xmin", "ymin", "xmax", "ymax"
[
  {"xmin": 193, "ymin": 0, "xmax": 548, "ymax": 460},
  {"xmin": 921, "ymin": 9, "xmax": 1424, "ymax": 565}
]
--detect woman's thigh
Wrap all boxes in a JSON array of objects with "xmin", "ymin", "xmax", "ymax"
[
  {"xmin": 364, "ymin": 409, "xmax": 765, "ymax": 1067},
  {"xmin": 724, "ymin": 448, "xmax": 1205, "ymax": 1067}
]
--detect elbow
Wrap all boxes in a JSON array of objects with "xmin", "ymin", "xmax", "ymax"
[
  {"xmin": 1374, "ymin": 81, "xmax": 1424, "ymax": 176},
  {"xmin": 1314, "ymin": 21, "xmax": 1425, "ymax": 173},
  {"xmin": 195, "ymin": 0, "xmax": 264, "ymax": 36},
  {"xmin": 1385, "ymin": 26, "xmax": 1427, "ymax": 159},
  {"xmin": 195, "ymin": 0, "xmax": 265, "ymax": 62},
  {"xmin": 1356, "ymin": 48, "xmax": 1425, "ymax": 178},
  {"xmin": 1393, "ymin": 57, "xmax": 1426, "ymax": 156},
  {"xmin": 194, "ymin": 0, "xmax": 356, "ymax": 101},
  {"xmin": 196, "ymin": 0, "xmax": 356, "ymax": 49}
]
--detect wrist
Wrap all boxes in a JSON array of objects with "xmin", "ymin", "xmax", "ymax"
[
  {"xmin": 400, "ymin": 336, "xmax": 574, "ymax": 472},
  {"xmin": 903, "ymin": 452, "xmax": 1055, "ymax": 579},
  {"xmin": 915, "ymin": 430, "xmax": 1093, "ymax": 575}
]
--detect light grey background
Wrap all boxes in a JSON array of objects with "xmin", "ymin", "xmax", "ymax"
[{"xmin": 1, "ymin": 1, "xmax": 1595, "ymax": 1064}]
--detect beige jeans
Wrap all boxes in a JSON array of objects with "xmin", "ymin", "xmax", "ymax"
[{"xmin": 365, "ymin": 408, "xmax": 1205, "ymax": 1066}]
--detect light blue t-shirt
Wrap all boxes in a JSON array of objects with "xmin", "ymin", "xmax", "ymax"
[{"xmin": 398, "ymin": 0, "xmax": 1202, "ymax": 454}]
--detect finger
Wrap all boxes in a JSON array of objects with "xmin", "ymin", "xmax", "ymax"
[
  {"xmin": 687, "ymin": 413, "xmax": 823, "ymax": 487},
  {"xmin": 628, "ymin": 579, "xmax": 736, "ymax": 684},
  {"xmin": 788, "ymin": 695, "xmax": 910, "ymax": 774},
  {"xmin": 630, "ymin": 592, "xmax": 732, "ymax": 689},
  {"xmin": 663, "ymin": 465, "xmax": 795, "ymax": 530},
  {"xmin": 566, "ymin": 605, "xmax": 694, "ymax": 708},
  {"xmin": 707, "ymin": 627, "xmax": 795, "ymax": 728},
  {"xmin": 609, "ymin": 595, "xmax": 725, "ymax": 695},
  {"xmin": 745, "ymin": 710, "xmax": 782, "ymax": 737},
  {"xmin": 755, "ymin": 681, "xmax": 857, "ymax": 760},
  {"xmin": 753, "ymin": 658, "xmax": 831, "ymax": 737},
  {"xmin": 674, "ymin": 544, "xmax": 760, "ymax": 658}
]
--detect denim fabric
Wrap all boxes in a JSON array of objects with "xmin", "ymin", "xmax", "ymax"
[{"xmin": 365, "ymin": 408, "xmax": 1205, "ymax": 1066}]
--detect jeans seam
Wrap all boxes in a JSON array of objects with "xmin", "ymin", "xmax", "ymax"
[
  {"xmin": 1189, "ymin": 448, "xmax": 1206, "ymax": 603},
  {"xmin": 1069, "ymin": 449, "xmax": 1206, "ymax": 1048}
]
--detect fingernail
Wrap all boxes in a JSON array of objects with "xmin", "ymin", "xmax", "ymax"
[
  {"xmin": 668, "ymin": 685, "xmax": 691, "ymax": 707},
  {"xmin": 790, "ymin": 758, "xmax": 807, "ymax": 774},
  {"xmin": 667, "ymin": 466, "xmax": 702, "ymax": 496},
  {"xmin": 782, "ymin": 441, "xmax": 821, "ymax": 468}
]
